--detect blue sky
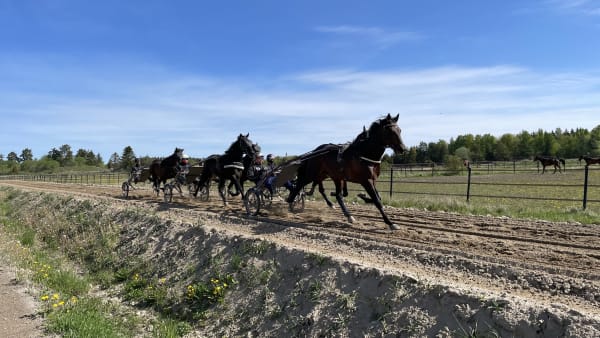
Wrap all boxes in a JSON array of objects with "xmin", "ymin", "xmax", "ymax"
[{"xmin": 1, "ymin": 0, "xmax": 600, "ymax": 161}]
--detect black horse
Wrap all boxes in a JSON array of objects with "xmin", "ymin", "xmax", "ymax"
[
  {"xmin": 534, "ymin": 155, "xmax": 565, "ymax": 174},
  {"xmin": 193, "ymin": 134, "xmax": 256, "ymax": 205},
  {"xmin": 578, "ymin": 155, "xmax": 600, "ymax": 167},
  {"xmin": 149, "ymin": 147, "xmax": 184, "ymax": 194},
  {"xmin": 227, "ymin": 143, "xmax": 261, "ymax": 197},
  {"xmin": 286, "ymin": 114, "xmax": 406, "ymax": 230}
]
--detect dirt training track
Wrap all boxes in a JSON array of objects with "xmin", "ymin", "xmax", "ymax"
[{"xmin": 1, "ymin": 180, "xmax": 599, "ymax": 336}]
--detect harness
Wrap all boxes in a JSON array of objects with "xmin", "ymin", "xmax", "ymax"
[
  {"xmin": 359, "ymin": 156, "xmax": 383, "ymax": 164},
  {"xmin": 223, "ymin": 162, "xmax": 244, "ymax": 170}
]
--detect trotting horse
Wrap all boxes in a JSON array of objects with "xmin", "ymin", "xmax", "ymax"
[
  {"xmin": 305, "ymin": 126, "xmax": 371, "ymax": 208},
  {"xmin": 286, "ymin": 113, "xmax": 407, "ymax": 230},
  {"xmin": 578, "ymin": 155, "xmax": 600, "ymax": 167},
  {"xmin": 149, "ymin": 147, "xmax": 184, "ymax": 194},
  {"xmin": 227, "ymin": 143, "xmax": 261, "ymax": 197},
  {"xmin": 534, "ymin": 155, "xmax": 565, "ymax": 174},
  {"xmin": 193, "ymin": 133, "xmax": 256, "ymax": 205}
]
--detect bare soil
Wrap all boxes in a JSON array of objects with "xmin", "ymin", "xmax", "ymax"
[{"xmin": 1, "ymin": 180, "xmax": 599, "ymax": 337}]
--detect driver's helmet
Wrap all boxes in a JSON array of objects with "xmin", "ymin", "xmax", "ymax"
[
  {"xmin": 266, "ymin": 154, "xmax": 273, "ymax": 163},
  {"xmin": 181, "ymin": 154, "xmax": 190, "ymax": 165}
]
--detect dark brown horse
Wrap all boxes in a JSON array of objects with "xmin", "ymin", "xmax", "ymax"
[
  {"xmin": 193, "ymin": 133, "xmax": 256, "ymax": 205},
  {"xmin": 305, "ymin": 126, "xmax": 371, "ymax": 208},
  {"xmin": 149, "ymin": 147, "xmax": 184, "ymax": 194},
  {"xmin": 287, "ymin": 114, "xmax": 406, "ymax": 230},
  {"xmin": 578, "ymin": 155, "xmax": 600, "ymax": 167},
  {"xmin": 534, "ymin": 155, "xmax": 565, "ymax": 174}
]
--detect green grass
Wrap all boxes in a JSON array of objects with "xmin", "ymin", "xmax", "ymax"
[
  {"xmin": 312, "ymin": 165, "xmax": 600, "ymax": 224},
  {"xmin": 45, "ymin": 297, "xmax": 136, "ymax": 338}
]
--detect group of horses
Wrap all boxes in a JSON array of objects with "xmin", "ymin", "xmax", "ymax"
[
  {"xmin": 533, "ymin": 155, "xmax": 600, "ymax": 174},
  {"xmin": 147, "ymin": 113, "xmax": 407, "ymax": 230}
]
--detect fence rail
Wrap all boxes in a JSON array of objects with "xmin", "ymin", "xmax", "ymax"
[{"xmin": 1, "ymin": 162, "xmax": 600, "ymax": 210}]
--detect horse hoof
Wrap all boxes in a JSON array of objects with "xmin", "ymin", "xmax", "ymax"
[
  {"xmin": 389, "ymin": 223, "xmax": 401, "ymax": 231},
  {"xmin": 348, "ymin": 216, "xmax": 355, "ymax": 223},
  {"xmin": 329, "ymin": 205, "xmax": 336, "ymax": 209}
]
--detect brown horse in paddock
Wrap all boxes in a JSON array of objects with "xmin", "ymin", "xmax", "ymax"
[
  {"xmin": 149, "ymin": 147, "xmax": 184, "ymax": 194},
  {"xmin": 533, "ymin": 155, "xmax": 565, "ymax": 174},
  {"xmin": 578, "ymin": 155, "xmax": 600, "ymax": 167},
  {"xmin": 286, "ymin": 114, "xmax": 407, "ymax": 230}
]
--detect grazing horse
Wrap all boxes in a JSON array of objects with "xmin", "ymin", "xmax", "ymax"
[
  {"xmin": 286, "ymin": 113, "xmax": 407, "ymax": 230},
  {"xmin": 534, "ymin": 155, "xmax": 565, "ymax": 174},
  {"xmin": 193, "ymin": 133, "xmax": 256, "ymax": 205},
  {"xmin": 149, "ymin": 147, "xmax": 184, "ymax": 194},
  {"xmin": 578, "ymin": 155, "xmax": 600, "ymax": 167}
]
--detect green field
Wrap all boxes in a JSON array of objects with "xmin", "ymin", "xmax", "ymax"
[{"xmin": 318, "ymin": 161, "xmax": 600, "ymax": 225}]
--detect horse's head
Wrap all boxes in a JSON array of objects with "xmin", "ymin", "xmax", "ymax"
[
  {"xmin": 237, "ymin": 133, "xmax": 256, "ymax": 157},
  {"xmin": 174, "ymin": 147, "xmax": 184, "ymax": 159},
  {"xmin": 370, "ymin": 113, "xmax": 406, "ymax": 154}
]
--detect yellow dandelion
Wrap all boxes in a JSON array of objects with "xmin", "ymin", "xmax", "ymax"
[
  {"xmin": 70, "ymin": 296, "xmax": 78, "ymax": 303},
  {"xmin": 52, "ymin": 293, "xmax": 60, "ymax": 300},
  {"xmin": 58, "ymin": 301, "xmax": 65, "ymax": 306},
  {"xmin": 52, "ymin": 303, "xmax": 58, "ymax": 308},
  {"xmin": 158, "ymin": 278, "xmax": 166, "ymax": 284},
  {"xmin": 223, "ymin": 283, "xmax": 228, "ymax": 288},
  {"xmin": 40, "ymin": 295, "xmax": 49, "ymax": 301}
]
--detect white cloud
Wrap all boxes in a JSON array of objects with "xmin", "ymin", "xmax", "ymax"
[
  {"xmin": 1, "ymin": 59, "xmax": 600, "ymax": 161},
  {"xmin": 315, "ymin": 25, "xmax": 423, "ymax": 49}
]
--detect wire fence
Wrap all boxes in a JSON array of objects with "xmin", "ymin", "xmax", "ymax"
[{"xmin": 1, "ymin": 161, "xmax": 600, "ymax": 210}]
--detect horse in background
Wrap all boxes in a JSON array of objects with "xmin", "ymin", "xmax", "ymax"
[
  {"xmin": 286, "ymin": 114, "xmax": 407, "ymax": 230},
  {"xmin": 149, "ymin": 147, "xmax": 184, "ymax": 194},
  {"xmin": 193, "ymin": 133, "xmax": 256, "ymax": 205},
  {"xmin": 533, "ymin": 155, "xmax": 565, "ymax": 174},
  {"xmin": 578, "ymin": 155, "xmax": 600, "ymax": 167}
]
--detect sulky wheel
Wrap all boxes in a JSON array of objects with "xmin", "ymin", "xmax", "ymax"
[
  {"xmin": 121, "ymin": 182, "xmax": 130, "ymax": 198},
  {"xmin": 198, "ymin": 184, "xmax": 210, "ymax": 201},
  {"xmin": 290, "ymin": 191, "xmax": 305, "ymax": 212},
  {"xmin": 163, "ymin": 184, "xmax": 174, "ymax": 203},
  {"xmin": 261, "ymin": 187, "xmax": 273, "ymax": 209},
  {"xmin": 244, "ymin": 188, "xmax": 261, "ymax": 216}
]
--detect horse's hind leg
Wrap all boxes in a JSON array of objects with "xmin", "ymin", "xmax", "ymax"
[
  {"xmin": 332, "ymin": 179, "xmax": 354, "ymax": 223},
  {"xmin": 218, "ymin": 178, "xmax": 228, "ymax": 205}
]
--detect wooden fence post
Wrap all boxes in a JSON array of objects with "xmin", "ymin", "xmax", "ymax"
[
  {"xmin": 583, "ymin": 166, "xmax": 589, "ymax": 210},
  {"xmin": 466, "ymin": 163, "xmax": 472, "ymax": 202},
  {"xmin": 389, "ymin": 165, "xmax": 394, "ymax": 198}
]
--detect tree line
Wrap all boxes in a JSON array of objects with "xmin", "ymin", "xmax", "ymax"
[
  {"xmin": 392, "ymin": 126, "xmax": 600, "ymax": 164},
  {"xmin": 2, "ymin": 125, "xmax": 600, "ymax": 175}
]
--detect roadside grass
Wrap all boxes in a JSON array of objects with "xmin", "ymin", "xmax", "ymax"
[{"xmin": 0, "ymin": 187, "xmax": 192, "ymax": 337}]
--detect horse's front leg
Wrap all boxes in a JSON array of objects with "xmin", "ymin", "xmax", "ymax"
[
  {"xmin": 231, "ymin": 175, "xmax": 244, "ymax": 200},
  {"xmin": 333, "ymin": 179, "xmax": 354, "ymax": 223},
  {"xmin": 361, "ymin": 180, "xmax": 399, "ymax": 230}
]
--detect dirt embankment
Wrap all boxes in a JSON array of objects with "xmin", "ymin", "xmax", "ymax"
[{"xmin": 1, "ymin": 180, "xmax": 599, "ymax": 337}]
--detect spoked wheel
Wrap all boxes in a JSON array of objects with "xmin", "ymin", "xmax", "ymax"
[
  {"xmin": 290, "ymin": 191, "xmax": 305, "ymax": 212},
  {"xmin": 198, "ymin": 184, "xmax": 210, "ymax": 201},
  {"xmin": 163, "ymin": 184, "xmax": 174, "ymax": 203},
  {"xmin": 261, "ymin": 187, "xmax": 273, "ymax": 209},
  {"xmin": 121, "ymin": 182, "xmax": 130, "ymax": 198},
  {"xmin": 244, "ymin": 188, "xmax": 261, "ymax": 215}
]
